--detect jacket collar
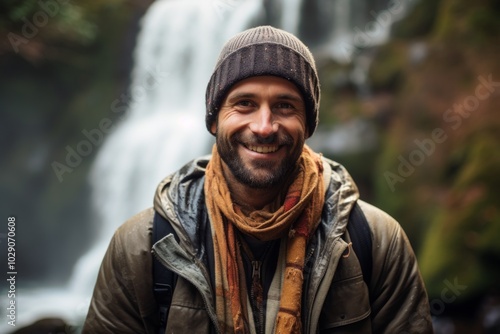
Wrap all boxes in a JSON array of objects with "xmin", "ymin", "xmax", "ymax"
[{"xmin": 153, "ymin": 154, "xmax": 359, "ymax": 254}]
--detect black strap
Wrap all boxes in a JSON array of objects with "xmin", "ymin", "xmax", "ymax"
[
  {"xmin": 152, "ymin": 211, "xmax": 178, "ymax": 334},
  {"xmin": 347, "ymin": 202, "xmax": 373, "ymax": 286}
]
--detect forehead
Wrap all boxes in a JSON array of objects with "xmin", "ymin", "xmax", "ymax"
[{"xmin": 226, "ymin": 76, "xmax": 303, "ymax": 99}]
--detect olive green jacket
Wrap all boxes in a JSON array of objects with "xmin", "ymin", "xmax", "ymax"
[{"xmin": 83, "ymin": 156, "xmax": 433, "ymax": 333}]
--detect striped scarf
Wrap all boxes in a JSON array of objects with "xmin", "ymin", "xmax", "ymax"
[{"xmin": 204, "ymin": 144, "xmax": 325, "ymax": 333}]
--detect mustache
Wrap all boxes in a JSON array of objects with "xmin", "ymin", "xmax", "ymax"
[{"xmin": 233, "ymin": 132, "xmax": 294, "ymax": 146}]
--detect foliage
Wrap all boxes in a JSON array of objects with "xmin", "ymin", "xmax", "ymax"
[{"xmin": 368, "ymin": 0, "xmax": 500, "ymax": 307}]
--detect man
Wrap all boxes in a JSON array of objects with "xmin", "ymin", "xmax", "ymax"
[{"xmin": 83, "ymin": 26, "xmax": 433, "ymax": 333}]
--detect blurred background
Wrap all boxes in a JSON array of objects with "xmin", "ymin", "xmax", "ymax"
[{"xmin": 0, "ymin": 0, "xmax": 499, "ymax": 333}]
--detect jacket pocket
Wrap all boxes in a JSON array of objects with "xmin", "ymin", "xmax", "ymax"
[
  {"xmin": 165, "ymin": 277, "xmax": 213, "ymax": 333},
  {"xmin": 318, "ymin": 274, "xmax": 371, "ymax": 332}
]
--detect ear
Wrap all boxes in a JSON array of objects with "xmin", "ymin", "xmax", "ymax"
[
  {"xmin": 303, "ymin": 120, "xmax": 310, "ymax": 139},
  {"xmin": 210, "ymin": 121, "xmax": 217, "ymax": 135}
]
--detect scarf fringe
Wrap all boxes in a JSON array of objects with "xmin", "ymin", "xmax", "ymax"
[{"xmin": 276, "ymin": 313, "xmax": 301, "ymax": 334}]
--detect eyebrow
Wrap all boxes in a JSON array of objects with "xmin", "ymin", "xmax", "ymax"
[
  {"xmin": 226, "ymin": 93, "xmax": 257, "ymax": 103},
  {"xmin": 275, "ymin": 93, "xmax": 303, "ymax": 103}
]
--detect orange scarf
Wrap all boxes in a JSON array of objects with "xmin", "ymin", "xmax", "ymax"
[{"xmin": 204, "ymin": 144, "xmax": 325, "ymax": 333}]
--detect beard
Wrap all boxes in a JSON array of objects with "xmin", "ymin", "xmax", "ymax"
[{"xmin": 216, "ymin": 131, "xmax": 304, "ymax": 189}]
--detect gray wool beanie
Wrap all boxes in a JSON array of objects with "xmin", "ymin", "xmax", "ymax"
[{"xmin": 205, "ymin": 25, "xmax": 320, "ymax": 138}]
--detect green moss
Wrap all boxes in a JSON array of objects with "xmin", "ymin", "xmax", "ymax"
[
  {"xmin": 369, "ymin": 0, "xmax": 500, "ymax": 307},
  {"xmin": 0, "ymin": 0, "xmax": 38, "ymax": 24},
  {"xmin": 419, "ymin": 132, "xmax": 500, "ymax": 300},
  {"xmin": 434, "ymin": 0, "xmax": 500, "ymax": 47},
  {"xmin": 467, "ymin": 6, "xmax": 500, "ymax": 40},
  {"xmin": 391, "ymin": 0, "xmax": 441, "ymax": 38},
  {"xmin": 368, "ymin": 43, "xmax": 405, "ymax": 92}
]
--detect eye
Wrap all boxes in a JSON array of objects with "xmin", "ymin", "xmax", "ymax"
[
  {"xmin": 232, "ymin": 99, "xmax": 256, "ymax": 113},
  {"xmin": 275, "ymin": 102, "xmax": 294, "ymax": 109},
  {"xmin": 236, "ymin": 100, "xmax": 253, "ymax": 107},
  {"xmin": 274, "ymin": 102, "xmax": 299, "ymax": 116}
]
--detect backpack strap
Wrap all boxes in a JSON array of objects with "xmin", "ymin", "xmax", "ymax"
[
  {"xmin": 152, "ymin": 211, "xmax": 178, "ymax": 334},
  {"xmin": 347, "ymin": 202, "xmax": 373, "ymax": 286}
]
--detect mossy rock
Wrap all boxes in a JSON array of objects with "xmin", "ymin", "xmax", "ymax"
[
  {"xmin": 419, "ymin": 133, "xmax": 500, "ymax": 301},
  {"xmin": 391, "ymin": 0, "xmax": 441, "ymax": 39},
  {"xmin": 368, "ymin": 42, "xmax": 406, "ymax": 92}
]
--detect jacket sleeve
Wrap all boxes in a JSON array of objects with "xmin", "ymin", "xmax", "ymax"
[
  {"xmin": 360, "ymin": 201, "xmax": 434, "ymax": 333},
  {"xmin": 82, "ymin": 208, "xmax": 159, "ymax": 334}
]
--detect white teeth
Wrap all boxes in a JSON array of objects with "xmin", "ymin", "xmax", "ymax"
[{"xmin": 248, "ymin": 145, "xmax": 278, "ymax": 153}]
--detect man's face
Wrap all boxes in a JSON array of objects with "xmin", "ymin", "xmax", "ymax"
[{"xmin": 212, "ymin": 76, "xmax": 308, "ymax": 189}]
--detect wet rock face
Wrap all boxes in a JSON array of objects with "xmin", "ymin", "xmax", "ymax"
[{"xmin": 363, "ymin": 1, "xmax": 500, "ymax": 332}]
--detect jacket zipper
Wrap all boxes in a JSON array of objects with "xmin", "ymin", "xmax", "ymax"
[
  {"xmin": 251, "ymin": 260, "xmax": 265, "ymax": 334},
  {"xmin": 301, "ymin": 246, "xmax": 315, "ymax": 332},
  {"xmin": 252, "ymin": 260, "xmax": 262, "ymax": 280}
]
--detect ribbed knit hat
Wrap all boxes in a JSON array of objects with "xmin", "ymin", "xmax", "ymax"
[{"xmin": 205, "ymin": 25, "xmax": 320, "ymax": 138}]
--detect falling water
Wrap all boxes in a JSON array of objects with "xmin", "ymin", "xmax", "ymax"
[
  {"xmin": 4, "ymin": 0, "xmax": 414, "ymax": 331},
  {"xmin": 4, "ymin": 1, "xmax": 263, "ymax": 331},
  {"xmin": 71, "ymin": 0, "xmax": 266, "ymax": 309}
]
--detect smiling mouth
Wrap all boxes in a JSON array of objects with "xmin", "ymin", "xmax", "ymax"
[{"xmin": 246, "ymin": 144, "xmax": 279, "ymax": 154}]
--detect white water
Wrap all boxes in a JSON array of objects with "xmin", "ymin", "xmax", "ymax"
[
  {"xmin": 280, "ymin": 0, "xmax": 302, "ymax": 34},
  {"xmin": 2, "ymin": 0, "xmax": 413, "ymax": 332},
  {"xmin": 1, "ymin": 1, "xmax": 262, "ymax": 332}
]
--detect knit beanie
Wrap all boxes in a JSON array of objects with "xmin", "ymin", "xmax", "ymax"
[{"xmin": 205, "ymin": 25, "xmax": 320, "ymax": 138}]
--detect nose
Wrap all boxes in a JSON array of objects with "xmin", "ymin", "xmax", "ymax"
[{"xmin": 248, "ymin": 105, "xmax": 279, "ymax": 137}]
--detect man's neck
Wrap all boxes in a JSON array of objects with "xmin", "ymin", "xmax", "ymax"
[
  {"xmin": 221, "ymin": 165, "xmax": 291, "ymax": 214},
  {"xmin": 228, "ymin": 180, "xmax": 282, "ymax": 213}
]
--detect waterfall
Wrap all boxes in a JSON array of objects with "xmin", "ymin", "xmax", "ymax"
[
  {"xmin": 2, "ymin": 1, "xmax": 264, "ymax": 331},
  {"xmin": 3, "ymin": 0, "xmax": 415, "ymax": 332},
  {"xmin": 71, "ymin": 0, "xmax": 266, "ymax": 309},
  {"xmin": 280, "ymin": 0, "xmax": 302, "ymax": 34}
]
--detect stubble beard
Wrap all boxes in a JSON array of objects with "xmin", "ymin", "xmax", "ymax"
[{"xmin": 216, "ymin": 132, "xmax": 304, "ymax": 189}]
